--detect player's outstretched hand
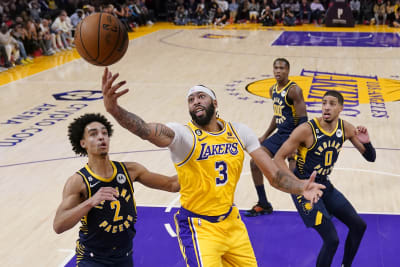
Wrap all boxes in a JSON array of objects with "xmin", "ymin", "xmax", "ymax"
[
  {"xmin": 102, "ymin": 67, "xmax": 129, "ymax": 114},
  {"xmin": 89, "ymin": 187, "xmax": 119, "ymax": 207},
  {"xmin": 356, "ymin": 126, "xmax": 370, "ymax": 144},
  {"xmin": 303, "ymin": 171, "xmax": 325, "ymax": 204}
]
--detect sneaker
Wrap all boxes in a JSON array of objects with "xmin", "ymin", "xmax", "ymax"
[
  {"xmin": 25, "ymin": 58, "xmax": 34, "ymax": 63},
  {"xmin": 244, "ymin": 202, "xmax": 273, "ymax": 217},
  {"xmin": 21, "ymin": 59, "xmax": 32, "ymax": 64}
]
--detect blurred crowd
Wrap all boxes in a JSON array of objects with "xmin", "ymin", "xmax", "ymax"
[
  {"xmin": 0, "ymin": 0, "xmax": 399, "ymax": 72},
  {"xmin": 0, "ymin": 0, "xmax": 155, "ymax": 71},
  {"xmin": 170, "ymin": 0, "xmax": 400, "ymax": 27}
]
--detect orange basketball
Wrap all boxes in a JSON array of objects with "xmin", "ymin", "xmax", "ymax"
[{"xmin": 74, "ymin": 13, "xmax": 129, "ymax": 66}]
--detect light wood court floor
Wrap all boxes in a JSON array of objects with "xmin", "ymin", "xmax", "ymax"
[{"xmin": 0, "ymin": 22, "xmax": 399, "ymax": 266}]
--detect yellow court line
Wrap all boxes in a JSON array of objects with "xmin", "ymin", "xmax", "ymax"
[
  {"xmin": 0, "ymin": 25, "xmax": 161, "ymax": 86},
  {"xmin": 0, "ymin": 22, "xmax": 398, "ymax": 86}
]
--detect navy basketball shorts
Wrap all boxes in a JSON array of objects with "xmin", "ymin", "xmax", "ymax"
[
  {"xmin": 291, "ymin": 180, "xmax": 336, "ymax": 228},
  {"xmin": 261, "ymin": 131, "xmax": 291, "ymax": 156}
]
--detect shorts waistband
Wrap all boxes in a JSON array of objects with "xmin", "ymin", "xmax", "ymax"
[{"xmin": 179, "ymin": 206, "xmax": 233, "ymax": 223}]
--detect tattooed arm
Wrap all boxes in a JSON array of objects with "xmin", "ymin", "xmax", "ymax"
[
  {"xmin": 250, "ymin": 147, "xmax": 324, "ymax": 204},
  {"xmin": 236, "ymin": 121, "xmax": 324, "ymax": 202},
  {"xmin": 101, "ymin": 68, "xmax": 175, "ymax": 147}
]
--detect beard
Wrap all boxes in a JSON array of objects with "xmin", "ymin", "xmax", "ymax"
[{"xmin": 190, "ymin": 103, "xmax": 215, "ymax": 126}]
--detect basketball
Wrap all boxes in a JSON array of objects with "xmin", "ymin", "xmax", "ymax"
[{"xmin": 74, "ymin": 13, "xmax": 129, "ymax": 66}]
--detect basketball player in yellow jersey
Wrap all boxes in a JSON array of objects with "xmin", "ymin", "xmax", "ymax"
[
  {"xmin": 101, "ymin": 68, "xmax": 325, "ymax": 266},
  {"xmin": 53, "ymin": 113, "xmax": 179, "ymax": 267}
]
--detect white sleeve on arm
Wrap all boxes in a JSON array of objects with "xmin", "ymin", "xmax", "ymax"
[
  {"xmin": 166, "ymin": 122, "xmax": 195, "ymax": 164},
  {"xmin": 231, "ymin": 122, "xmax": 261, "ymax": 153}
]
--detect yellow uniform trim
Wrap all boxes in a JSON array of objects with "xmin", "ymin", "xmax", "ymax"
[
  {"xmin": 85, "ymin": 161, "xmax": 117, "ymax": 182},
  {"xmin": 284, "ymin": 84, "xmax": 297, "ymax": 119},
  {"xmin": 314, "ymin": 118, "xmax": 339, "ymax": 137},
  {"xmin": 228, "ymin": 122, "xmax": 245, "ymax": 150},
  {"xmin": 119, "ymin": 162, "xmax": 137, "ymax": 216},
  {"xmin": 315, "ymin": 211, "xmax": 323, "ymax": 226},
  {"xmin": 274, "ymin": 80, "xmax": 293, "ymax": 94},
  {"xmin": 77, "ymin": 170, "xmax": 92, "ymax": 198},
  {"xmin": 177, "ymin": 125, "xmax": 197, "ymax": 167},
  {"xmin": 340, "ymin": 119, "xmax": 345, "ymax": 143},
  {"xmin": 174, "ymin": 211, "xmax": 190, "ymax": 267},
  {"xmin": 307, "ymin": 121, "xmax": 318, "ymax": 151},
  {"xmin": 188, "ymin": 218, "xmax": 202, "ymax": 267}
]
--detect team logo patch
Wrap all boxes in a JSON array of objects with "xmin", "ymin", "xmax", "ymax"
[
  {"xmin": 116, "ymin": 174, "xmax": 126, "ymax": 184},
  {"xmin": 281, "ymin": 90, "xmax": 287, "ymax": 97},
  {"xmin": 195, "ymin": 129, "xmax": 203, "ymax": 136},
  {"xmin": 88, "ymin": 176, "xmax": 93, "ymax": 182},
  {"xmin": 336, "ymin": 129, "xmax": 343, "ymax": 138},
  {"xmin": 302, "ymin": 202, "xmax": 313, "ymax": 215}
]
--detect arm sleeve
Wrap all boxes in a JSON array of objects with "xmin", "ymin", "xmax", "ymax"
[
  {"xmin": 166, "ymin": 122, "xmax": 195, "ymax": 164},
  {"xmin": 362, "ymin": 142, "xmax": 376, "ymax": 162},
  {"xmin": 231, "ymin": 122, "xmax": 261, "ymax": 154}
]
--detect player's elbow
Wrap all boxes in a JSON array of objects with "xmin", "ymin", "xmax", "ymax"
[
  {"xmin": 53, "ymin": 218, "xmax": 67, "ymax": 234},
  {"xmin": 170, "ymin": 180, "xmax": 180, "ymax": 192},
  {"xmin": 171, "ymin": 184, "xmax": 180, "ymax": 192},
  {"xmin": 53, "ymin": 222, "xmax": 64, "ymax": 234}
]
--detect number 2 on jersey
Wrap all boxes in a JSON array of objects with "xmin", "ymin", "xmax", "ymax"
[
  {"xmin": 215, "ymin": 161, "xmax": 228, "ymax": 186},
  {"xmin": 110, "ymin": 200, "xmax": 123, "ymax": 222}
]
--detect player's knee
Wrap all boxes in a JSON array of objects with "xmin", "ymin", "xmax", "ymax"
[
  {"xmin": 356, "ymin": 219, "xmax": 367, "ymax": 235},
  {"xmin": 326, "ymin": 235, "xmax": 339, "ymax": 250},
  {"xmin": 350, "ymin": 216, "xmax": 367, "ymax": 234}
]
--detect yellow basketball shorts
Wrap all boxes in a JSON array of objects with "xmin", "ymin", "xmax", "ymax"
[{"xmin": 174, "ymin": 206, "xmax": 257, "ymax": 267}]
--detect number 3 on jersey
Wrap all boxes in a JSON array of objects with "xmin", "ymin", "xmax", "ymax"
[{"xmin": 215, "ymin": 161, "xmax": 228, "ymax": 186}]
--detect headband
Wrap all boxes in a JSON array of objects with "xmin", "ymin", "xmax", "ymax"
[{"xmin": 187, "ymin": 85, "xmax": 216, "ymax": 100}]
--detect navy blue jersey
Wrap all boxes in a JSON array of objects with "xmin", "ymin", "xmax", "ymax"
[
  {"xmin": 295, "ymin": 118, "xmax": 345, "ymax": 180},
  {"xmin": 77, "ymin": 161, "xmax": 137, "ymax": 253},
  {"xmin": 272, "ymin": 81, "xmax": 298, "ymax": 134}
]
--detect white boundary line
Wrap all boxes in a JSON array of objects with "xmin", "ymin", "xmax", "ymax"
[
  {"xmin": 242, "ymin": 168, "xmax": 400, "ymax": 178},
  {"xmin": 335, "ymin": 167, "xmax": 400, "ymax": 177},
  {"xmin": 269, "ymin": 31, "xmax": 283, "ymax": 47},
  {"xmin": 165, "ymin": 194, "xmax": 180, "ymax": 212},
  {"xmin": 164, "ymin": 223, "xmax": 177, "ymax": 237},
  {"xmin": 164, "ymin": 194, "xmax": 180, "ymax": 237},
  {"xmin": 57, "ymin": 249, "xmax": 75, "ymax": 267}
]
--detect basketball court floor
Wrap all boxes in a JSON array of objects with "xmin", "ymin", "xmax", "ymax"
[{"xmin": 0, "ymin": 22, "xmax": 399, "ymax": 267}]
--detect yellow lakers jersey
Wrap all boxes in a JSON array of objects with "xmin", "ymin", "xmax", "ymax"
[{"xmin": 174, "ymin": 118, "xmax": 245, "ymax": 216}]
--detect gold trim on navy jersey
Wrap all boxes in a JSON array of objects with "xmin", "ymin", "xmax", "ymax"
[
  {"xmin": 76, "ymin": 161, "xmax": 137, "ymax": 253},
  {"xmin": 296, "ymin": 118, "xmax": 344, "ymax": 179},
  {"xmin": 314, "ymin": 118, "xmax": 339, "ymax": 137},
  {"xmin": 340, "ymin": 119, "xmax": 345, "ymax": 143},
  {"xmin": 283, "ymin": 83, "xmax": 297, "ymax": 123},
  {"xmin": 308, "ymin": 120, "xmax": 318, "ymax": 151},
  {"xmin": 84, "ymin": 161, "xmax": 117, "ymax": 182},
  {"xmin": 274, "ymin": 80, "xmax": 293, "ymax": 94},
  {"xmin": 77, "ymin": 170, "xmax": 92, "ymax": 198},
  {"xmin": 119, "ymin": 162, "xmax": 137, "ymax": 220}
]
